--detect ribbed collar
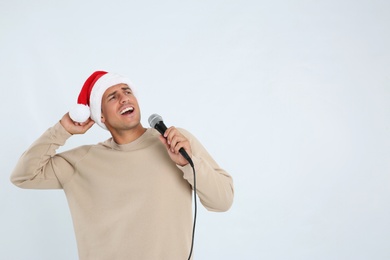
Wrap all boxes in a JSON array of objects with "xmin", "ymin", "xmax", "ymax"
[{"xmin": 103, "ymin": 128, "xmax": 155, "ymax": 152}]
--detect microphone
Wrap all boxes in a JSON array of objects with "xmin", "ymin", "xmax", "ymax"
[{"xmin": 148, "ymin": 114, "xmax": 194, "ymax": 167}]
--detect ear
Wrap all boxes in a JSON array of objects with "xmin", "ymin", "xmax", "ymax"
[{"xmin": 101, "ymin": 110, "xmax": 106, "ymax": 124}]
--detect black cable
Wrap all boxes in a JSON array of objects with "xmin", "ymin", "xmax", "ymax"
[{"xmin": 187, "ymin": 164, "xmax": 197, "ymax": 260}]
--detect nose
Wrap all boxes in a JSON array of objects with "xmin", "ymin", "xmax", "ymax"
[{"xmin": 119, "ymin": 93, "xmax": 129, "ymax": 104}]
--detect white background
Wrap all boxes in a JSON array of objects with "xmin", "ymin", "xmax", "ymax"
[{"xmin": 1, "ymin": 0, "xmax": 389, "ymax": 259}]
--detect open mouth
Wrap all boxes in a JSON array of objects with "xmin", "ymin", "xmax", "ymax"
[{"xmin": 120, "ymin": 107, "xmax": 134, "ymax": 115}]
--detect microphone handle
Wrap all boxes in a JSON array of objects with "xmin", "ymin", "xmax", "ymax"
[
  {"xmin": 179, "ymin": 148, "xmax": 194, "ymax": 168},
  {"xmin": 154, "ymin": 121, "xmax": 167, "ymax": 136}
]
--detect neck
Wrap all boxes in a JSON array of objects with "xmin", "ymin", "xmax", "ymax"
[{"xmin": 110, "ymin": 124, "xmax": 147, "ymax": 144}]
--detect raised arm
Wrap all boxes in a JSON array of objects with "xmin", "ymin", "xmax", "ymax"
[{"xmin": 10, "ymin": 113, "xmax": 94, "ymax": 189}]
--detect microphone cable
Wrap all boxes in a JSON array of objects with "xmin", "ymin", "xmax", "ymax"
[{"xmin": 187, "ymin": 160, "xmax": 197, "ymax": 260}]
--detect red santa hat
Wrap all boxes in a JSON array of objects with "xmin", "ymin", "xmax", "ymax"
[{"xmin": 69, "ymin": 71, "xmax": 134, "ymax": 130}]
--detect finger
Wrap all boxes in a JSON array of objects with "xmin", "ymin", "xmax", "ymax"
[
  {"xmin": 170, "ymin": 135, "xmax": 186, "ymax": 153},
  {"xmin": 166, "ymin": 130, "xmax": 182, "ymax": 151},
  {"xmin": 163, "ymin": 127, "xmax": 174, "ymax": 144},
  {"xmin": 166, "ymin": 127, "xmax": 182, "ymax": 146},
  {"xmin": 163, "ymin": 126, "xmax": 174, "ymax": 138}
]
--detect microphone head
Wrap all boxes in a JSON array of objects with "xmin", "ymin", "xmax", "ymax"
[{"xmin": 148, "ymin": 114, "xmax": 163, "ymax": 128}]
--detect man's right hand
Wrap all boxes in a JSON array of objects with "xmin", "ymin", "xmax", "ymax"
[{"xmin": 60, "ymin": 113, "xmax": 95, "ymax": 135}]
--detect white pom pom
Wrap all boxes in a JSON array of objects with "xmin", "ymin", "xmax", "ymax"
[{"xmin": 69, "ymin": 104, "xmax": 91, "ymax": 123}]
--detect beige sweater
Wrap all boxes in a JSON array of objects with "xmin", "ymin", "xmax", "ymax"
[{"xmin": 11, "ymin": 122, "xmax": 234, "ymax": 260}]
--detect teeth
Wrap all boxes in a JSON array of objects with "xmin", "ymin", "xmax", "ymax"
[{"xmin": 120, "ymin": 107, "xmax": 134, "ymax": 114}]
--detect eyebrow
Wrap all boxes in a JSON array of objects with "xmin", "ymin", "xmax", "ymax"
[{"xmin": 106, "ymin": 86, "xmax": 132, "ymax": 99}]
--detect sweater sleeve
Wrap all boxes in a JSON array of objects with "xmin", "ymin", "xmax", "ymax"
[
  {"xmin": 178, "ymin": 129, "xmax": 234, "ymax": 212},
  {"xmin": 10, "ymin": 122, "xmax": 75, "ymax": 189}
]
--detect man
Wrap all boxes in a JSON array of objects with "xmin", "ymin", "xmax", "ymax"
[{"xmin": 11, "ymin": 71, "xmax": 234, "ymax": 260}]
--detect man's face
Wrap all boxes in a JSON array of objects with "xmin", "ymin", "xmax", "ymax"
[{"xmin": 100, "ymin": 83, "xmax": 141, "ymax": 132}]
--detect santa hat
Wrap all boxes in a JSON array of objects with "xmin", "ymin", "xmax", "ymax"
[{"xmin": 69, "ymin": 71, "xmax": 134, "ymax": 130}]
